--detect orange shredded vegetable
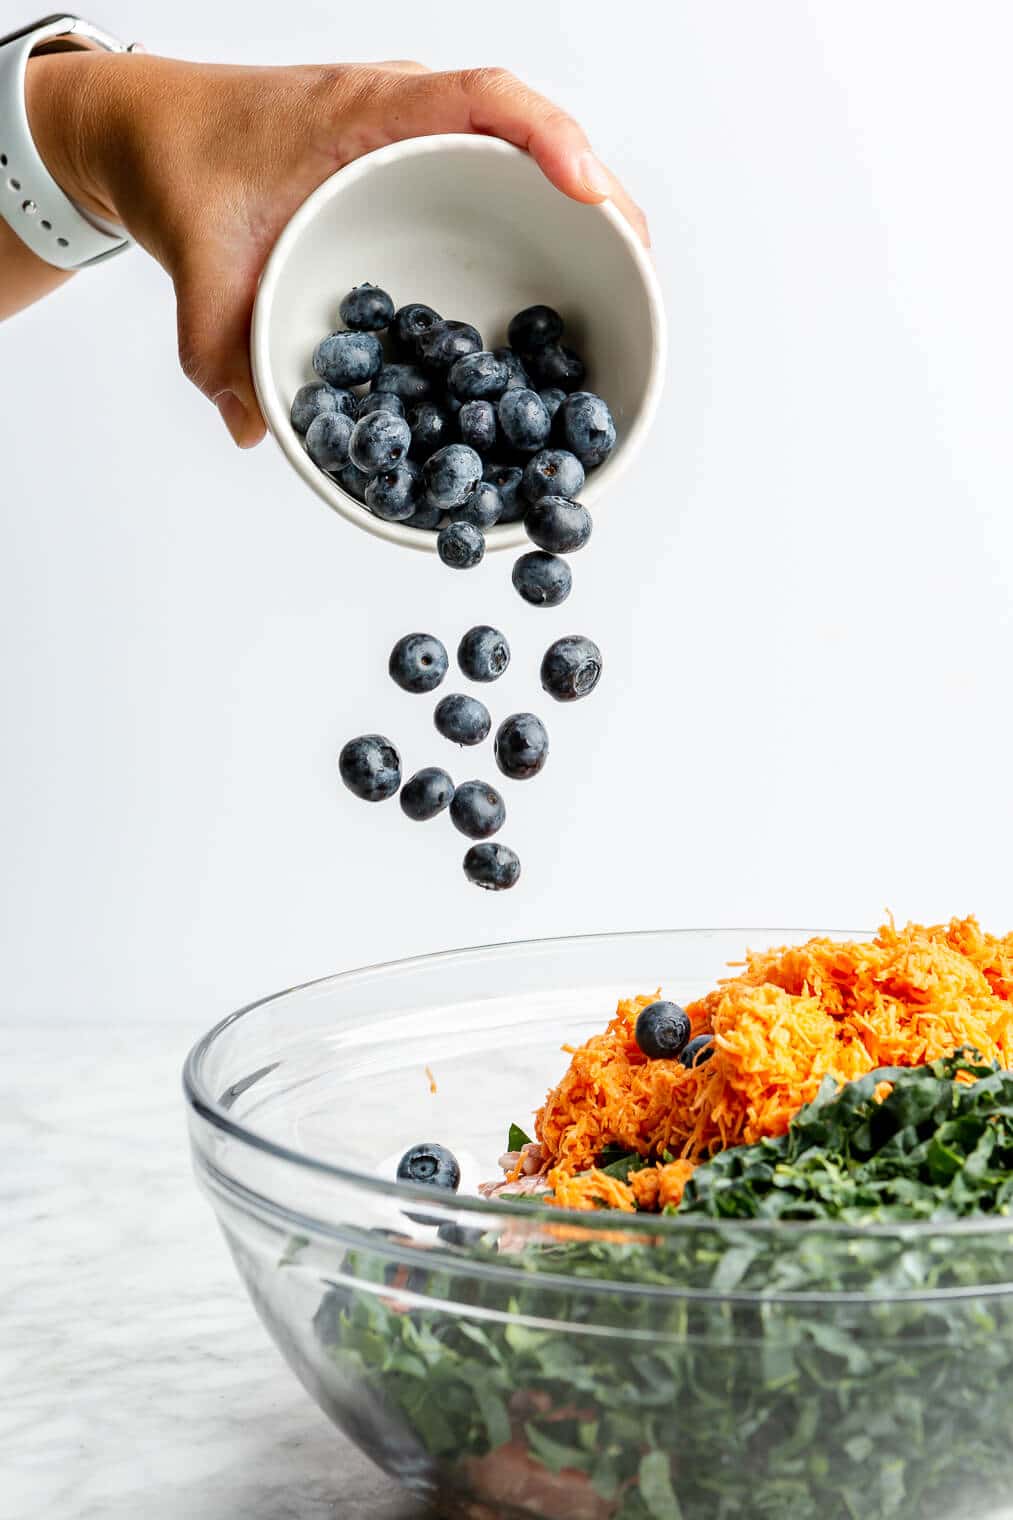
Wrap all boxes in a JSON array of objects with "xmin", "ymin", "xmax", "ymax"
[{"xmin": 536, "ymin": 917, "xmax": 1013, "ymax": 1212}]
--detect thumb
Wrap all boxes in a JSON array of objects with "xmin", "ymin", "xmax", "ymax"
[{"xmin": 174, "ymin": 256, "xmax": 266, "ymax": 448}]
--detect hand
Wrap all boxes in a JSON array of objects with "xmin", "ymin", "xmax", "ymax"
[{"xmin": 27, "ymin": 51, "xmax": 649, "ymax": 447}]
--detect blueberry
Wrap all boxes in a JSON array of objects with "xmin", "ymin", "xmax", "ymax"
[
  {"xmin": 507, "ymin": 304, "xmax": 564, "ymax": 356},
  {"xmin": 463, "ymin": 842, "xmax": 521, "ymax": 891},
  {"xmin": 680, "ymin": 1034, "xmax": 715, "ymax": 1070},
  {"xmin": 357, "ymin": 391, "xmax": 405, "ymax": 420},
  {"xmin": 407, "ymin": 402, "xmax": 451, "ymax": 460},
  {"xmin": 525, "ymin": 495, "xmax": 593, "ymax": 554},
  {"xmin": 558, "ymin": 391, "xmax": 616, "ymax": 468},
  {"xmin": 494, "ymin": 712, "xmax": 549, "ymax": 780},
  {"xmin": 338, "ymin": 734, "xmax": 401, "ymax": 801},
  {"xmin": 372, "ymin": 364, "xmax": 434, "ymax": 403},
  {"xmin": 493, "ymin": 347, "xmax": 532, "ymax": 390},
  {"xmin": 635, "ymin": 1001, "xmax": 692, "ymax": 1061},
  {"xmin": 458, "ymin": 625, "xmax": 510, "ymax": 683},
  {"xmin": 392, "ymin": 302, "xmax": 442, "ymax": 355},
  {"xmin": 538, "ymin": 387, "xmax": 567, "ymax": 423},
  {"xmin": 483, "ymin": 462, "xmax": 525, "ymax": 523},
  {"xmin": 434, "ymin": 693, "xmax": 491, "ymax": 747},
  {"xmin": 312, "ymin": 330, "xmax": 383, "ymax": 387},
  {"xmin": 442, "ymin": 388, "xmax": 464, "ymax": 416},
  {"xmin": 437, "ymin": 1221, "xmax": 487, "ymax": 1247},
  {"xmin": 528, "ymin": 343, "xmax": 586, "ymax": 393},
  {"xmin": 404, "ymin": 498, "xmax": 444, "ymax": 531},
  {"xmin": 448, "ymin": 351, "xmax": 510, "ymax": 402},
  {"xmin": 512, "ymin": 551, "xmax": 572, "ymax": 607},
  {"xmin": 417, "ymin": 320, "xmax": 483, "ymax": 370},
  {"xmin": 337, "ymin": 460, "xmax": 370, "ymax": 502},
  {"xmin": 349, "ymin": 410, "xmax": 412, "ymax": 475},
  {"xmin": 339, "ymin": 283, "xmax": 395, "ymax": 332},
  {"xmin": 458, "ymin": 400, "xmax": 498, "ymax": 455},
  {"xmin": 400, "ymin": 766, "xmax": 455, "ymax": 822},
  {"xmin": 437, "ymin": 520, "xmax": 485, "ymax": 570},
  {"xmin": 522, "ymin": 449, "xmax": 585, "ymax": 505},
  {"xmin": 540, "ymin": 634, "xmax": 603, "ymax": 702},
  {"xmin": 396, "ymin": 1142, "xmax": 461, "ymax": 1192},
  {"xmin": 366, "ymin": 461, "xmax": 420, "ymax": 521},
  {"xmin": 423, "ymin": 444, "xmax": 483, "ymax": 510},
  {"xmin": 388, "ymin": 632, "xmax": 449, "ymax": 694},
  {"xmin": 497, "ymin": 389, "xmax": 551, "ymax": 454},
  {"xmin": 305, "ymin": 410, "xmax": 354, "ymax": 471},
  {"xmin": 290, "ymin": 381, "xmax": 355, "ymax": 434},
  {"xmin": 450, "ymin": 780, "xmax": 506, "ymax": 839},
  {"xmin": 450, "ymin": 480, "xmax": 503, "ymax": 530}
]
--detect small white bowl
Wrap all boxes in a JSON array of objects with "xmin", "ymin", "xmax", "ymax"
[{"xmin": 251, "ymin": 134, "xmax": 666, "ymax": 552}]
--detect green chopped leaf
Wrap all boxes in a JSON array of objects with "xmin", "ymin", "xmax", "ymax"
[
  {"xmin": 508, "ymin": 1122, "xmax": 533, "ymax": 1151},
  {"xmin": 639, "ymin": 1449, "xmax": 683, "ymax": 1519}
]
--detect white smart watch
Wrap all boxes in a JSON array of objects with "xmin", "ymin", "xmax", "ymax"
[{"xmin": 0, "ymin": 14, "xmax": 141, "ymax": 269}]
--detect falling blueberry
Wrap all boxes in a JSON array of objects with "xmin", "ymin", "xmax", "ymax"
[
  {"xmin": 457, "ymin": 625, "xmax": 510, "ymax": 683},
  {"xmin": 338, "ymin": 734, "xmax": 401, "ymax": 802},
  {"xmin": 540, "ymin": 635, "xmax": 602, "ymax": 701},
  {"xmin": 525, "ymin": 496, "xmax": 593, "ymax": 554},
  {"xmin": 400, "ymin": 767, "xmax": 455, "ymax": 822},
  {"xmin": 512, "ymin": 551, "xmax": 572, "ymax": 607},
  {"xmin": 434, "ymin": 693, "xmax": 492, "ymax": 747},
  {"xmin": 450, "ymin": 781, "xmax": 506, "ymax": 839},
  {"xmin": 437, "ymin": 520, "xmax": 485, "ymax": 570},
  {"xmin": 463, "ymin": 842, "xmax": 521, "ymax": 891},
  {"xmin": 494, "ymin": 713, "xmax": 549, "ymax": 780},
  {"xmin": 388, "ymin": 633, "xmax": 449, "ymax": 694}
]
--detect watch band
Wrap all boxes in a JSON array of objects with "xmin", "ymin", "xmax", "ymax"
[{"xmin": 0, "ymin": 14, "xmax": 139, "ymax": 270}]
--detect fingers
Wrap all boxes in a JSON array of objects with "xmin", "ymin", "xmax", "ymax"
[
  {"xmin": 377, "ymin": 67, "xmax": 649, "ymax": 246},
  {"xmin": 174, "ymin": 256, "xmax": 266, "ymax": 448}
]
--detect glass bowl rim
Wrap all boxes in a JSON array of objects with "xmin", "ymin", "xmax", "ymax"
[{"xmin": 183, "ymin": 925, "xmax": 1013, "ymax": 1252}]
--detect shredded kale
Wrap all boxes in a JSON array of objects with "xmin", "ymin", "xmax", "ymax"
[
  {"xmin": 314, "ymin": 1054, "xmax": 1013, "ymax": 1519},
  {"xmin": 507, "ymin": 1122, "xmax": 533, "ymax": 1152}
]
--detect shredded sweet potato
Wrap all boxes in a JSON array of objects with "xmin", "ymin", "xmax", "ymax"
[{"xmin": 535, "ymin": 918, "xmax": 1013, "ymax": 1212}]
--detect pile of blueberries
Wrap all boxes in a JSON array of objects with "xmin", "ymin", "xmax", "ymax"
[
  {"xmin": 291, "ymin": 285, "xmax": 613, "ymax": 598},
  {"xmin": 339, "ymin": 625, "xmax": 602, "ymax": 890},
  {"xmin": 315, "ymin": 285, "xmax": 611, "ymax": 890}
]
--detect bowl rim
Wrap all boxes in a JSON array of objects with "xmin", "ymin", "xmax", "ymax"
[
  {"xmin": 182, "ymin": 925, "xmax": 1013, "ymax": 1259},
  {"xmin": 250, "ymin": 133, "xmax": 667, "ymax": 554}
]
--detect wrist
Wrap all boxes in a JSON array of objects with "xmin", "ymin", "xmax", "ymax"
[{"xmin": 24, "ymin": 48, "xmax": 131, "ymax": 226}]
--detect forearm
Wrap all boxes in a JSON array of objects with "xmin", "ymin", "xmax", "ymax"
[
  {"xmin": 0, "ymin": 49, "xmax": 115, "ymax": 322},
  {"xmin": 0, "ymin": 216, "xmax": 73, "ymax": 318}
]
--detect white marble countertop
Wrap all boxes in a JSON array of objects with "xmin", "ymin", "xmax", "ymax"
[{"xmin": 2, "ymin": 1021, "xmax": 431, "ymax": 1520}]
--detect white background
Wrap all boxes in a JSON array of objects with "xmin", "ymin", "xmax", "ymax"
[{"xmin": 2, "ymin": 0, "xmax": 1012, "ymax": 1031}]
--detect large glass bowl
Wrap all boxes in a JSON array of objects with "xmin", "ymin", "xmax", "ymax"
[{"xmin": 183, "ymin": 931, "xmax": 1013, "ymax": 1520}]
